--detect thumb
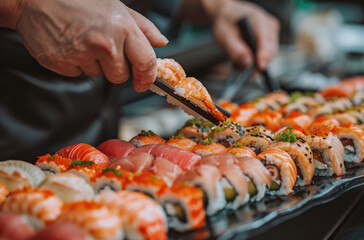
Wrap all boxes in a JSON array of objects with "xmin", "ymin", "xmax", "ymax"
[{"xmin": 127, "ymin": 8, "xmax": 169, "ymax": 48}]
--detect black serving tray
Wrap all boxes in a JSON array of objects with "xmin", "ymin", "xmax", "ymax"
[{"xmin": 168, "ymin": 163, "xmax": 364, "ymax": 240}]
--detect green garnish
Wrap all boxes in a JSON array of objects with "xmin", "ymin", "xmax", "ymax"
[
  {"xmin": 289, "ymin": 91, "xmax": 303, "ymax": 104},
  {"xmin": 70, "ymin": 160, "xmax": 94, "ymax": 168},
  {"xmin": 332, "ymin": 108, "xmax": 339, "ymax": 114},
  {"xmin": 253, "ymin": 96, "xmax": 262, "ymax": 103},
  {"xmin": 138, "ymin": 130, "xmax": 155, "ymax": 137},
  {"xmin": 200, "ymin": 138, "xmax": 212, "ymax": 145},
  {"xmin": 102, "ymin": 167, "xmax": 123, "ymax": 176},
  {"xmin": 48, "ymin": 155, "xmax": 52, "ymax": 161},
  {"xmin": 176, "ymin": 134, "xmax": 185, "ymax": 139},
  {"xmin": 184, "ymin": 119, "xmax": 202, "ymax": 127},
  {"xmin": 151, "ymin": 175, "xmax": 157, "ymax": 181},
  {"xmin": 231, "ymin": 142, "xmax": 243, "ymax": 148},
  {"xmin": 250, "ymin": 126, "xmax": 261, "ymax": 136},
  {"xmin": 134, "ymin": 172, "xmax": 141, "ymax": 177},
  {"xmin": 179, "ymin": 181, "xmax": 189, "ymax": 188},
  {"xmin": 275, "ymin": 127, "xmax": 297, "ymax": 143}
]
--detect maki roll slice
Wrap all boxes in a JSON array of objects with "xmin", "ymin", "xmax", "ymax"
[
  {"xmin": 226, "ymin": 143, "xmax": 257, "ymax": 158},
  {"xmin": 174, "ymin": 164, "xmax": 226, "ymax": 216},
  {"xmin": 158, "ymin": 182, "xmax": 206, "ymax": 231},
  {"xmin": 236, "ymin": 157, "xmax": 271, "ymax": 201},
  {"xmin": 208, "ymin": 121, "xmax": 244, "ymax": 147},
  {"xmin": 130, "ymin": 130, "xmax": 166, "ymax": 147},
  {"xmin": 36, "ymin": 154, "xmax": 71, "ymax": 176},
  {"xmin": 257, "ymin": 148, "xmax": 297, "ymax": 195},
  {"xmin": 270, "ymin": 128, "xmax": 315, "ymax": 186},
  {"xmin": 304, "ymin": 133, "xmax": 345, "ymax": 176},
  {"xmin": 236, "ymin": 126, "xmax": 275, "ymax": 155},
  {"xmin": 248, "ymin": 109, "xmax": 282, "ymax": 131},
  {"xmin": 93, "ymin": 167, "xmax": 131, "ymax": 193},
  {"xmin": 332, "ymin": 123, "xmax": 364, "ymax": 163},
  {"xmin": 176, "ymin": 119, "xmax": 214, "ymax": 142}
]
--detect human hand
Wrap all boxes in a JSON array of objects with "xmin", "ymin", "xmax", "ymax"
[
  {"xmin": 204, "ymin": 0, "xmax": 280, "ymax": 70},
  {"xmin": 14, "ymin": 0, "xmax": 168, "ymax": 92}
]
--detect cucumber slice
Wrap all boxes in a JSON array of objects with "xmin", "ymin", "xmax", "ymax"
[
  {"xmin": 224, "ymin": 187, "xmax": 237, "ymax": 202},
  {"xmin": 248, "ymin": 180, "xmax": 257, "ymax": 196},
  {"xmin": 270, "ymin": 179, "xmax": 281, "ymax": 191}
]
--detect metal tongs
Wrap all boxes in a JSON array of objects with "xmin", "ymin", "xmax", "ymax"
[
  {"xmin": 220, "ymin": 18, "xmax": 280, "ymax": 101},
  {"xmin": 152, "ymin": 78, "xmax": 231, "ymax": 126}
]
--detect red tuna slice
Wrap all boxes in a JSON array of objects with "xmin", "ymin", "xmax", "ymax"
[
  {"xmin": 97, "ymin": 139, "xmax": 136, "ymax": 161},
  {"xmin": 57, "ymin": 143, "xmax": 110, "ymax": 168},
  {"xmin": 130, "ymin": 144, "xmax": 201, "ymax": 171},
  {"xmin": 110, "ymin": 152, "xmax": 154, "ymax": 172},
  {"xmin": 0, "ymin": 212, "xmax": 35, "ymax": 240},
  {"xmin": 30, "ymin": 223, "xmax": 88, "ymax": 240}
]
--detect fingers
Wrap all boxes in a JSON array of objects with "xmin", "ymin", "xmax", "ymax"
[
  {"xmin": 124, "ymin": 23, "xmax": 157, "ymax": 92},
  {"xmin": 79, "ymin": 61, "xmax": 103, "ymax": 77},
  {"xmin": 214, "ymin": 19, "xmax": 253, "ymax": 68},
  {"xmin": 254, "ymin": 16, "xmax": 280, "ymax": 70},
  {"xmin": 127, "ymin": 8, "xmax": 169, "ymax": 48}
]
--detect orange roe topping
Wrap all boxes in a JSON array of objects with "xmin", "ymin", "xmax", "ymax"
[{"xmin": 36, "ymin": 154, "xmax": 71, "ymax": 171}]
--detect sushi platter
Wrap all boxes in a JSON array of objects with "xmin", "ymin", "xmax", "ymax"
[{"xmin": 2, "ymin": 58, "xmax": 364, "ymax": 240}]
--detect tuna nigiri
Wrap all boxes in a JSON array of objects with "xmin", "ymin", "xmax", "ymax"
[
  {"xmin": 97, "ymin": 139, "xmax": 136, "ymax": 161},
  {"xmin": 130, "ymin": 144, "xmax": 201, "ymax": 171}
]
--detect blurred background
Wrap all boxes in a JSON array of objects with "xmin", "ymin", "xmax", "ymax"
[{"xmin": 119, "ymin": 0, "xmax": 364, "ymax": 140}]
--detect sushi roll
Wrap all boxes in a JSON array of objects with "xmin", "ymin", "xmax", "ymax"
[
  {"xmin": 56, "ymin": 201, "xmax": 123, "ymax": 240},
  {"xmin": 304, "ymin": 133, "xmax": 345, "ymax": 176},
  {"xmin": 235, "ymin": 157, "xmax": 271, "ymax": 201},
  {"xmin": 0, "ymin": 160, "xmax": 46, "ymax": 191},
  {"xmin": 93, "ymin": 167, "xmax": 131, "ymax": 193},
  {"xmin": 0, "ymin": 183, "xmax": 9, "ymax": 204},
  {"xmin": 125, "ymin": 171, "xmax": 168, "ymax": 200},
  {"xmin": 97, "ymin": 139, "xmax": 136, "ymax": 161},
  {"xmin": 326, "ymin": 112, "xmax": 358, "ymax": 125},
  {"xmin": 248, "ymin": 109, "xmax": 282, "ymax": 131},
  {"xmin": 332, "ymin": 123, "xmax": 364, "ymax": 163},
  {"xmin": 236, "ymin": 126, "xmax": 274, "ymax": 155},
  {"xmin": 109, "ymin": 152, "xmax": 155, "ymax": 172},
  {"xmin": 270, "ymin": 128, "xmax": 315, "ymax": 186},
  {"xmin": 67, "ymin": 160, "xmax": 102, "ymax": 183},
  {"xmin": 30, "ymin": 223, "xmax": 89, "ymax": 240},
  {"xmin": 98, "ymin": 190, "xmax": 168, "ymax": 240},
  {"xmin": 166, "ymin": 134, "xmax": 197, "ymax": 151},
  {"xmin": 176, "ymin": 119, "xmax": 214, "ymax": 142},
  {"xmin": 282, "ymin": 111, "xmax": 312, "ymax": 130},
  {"xmin": 174, "ymin": 164, "xmax": 226, "ymax": 216},
  {"xmin": 130, "ymin": 130, "xmax": 166, "ymax": 147},
  {"xmin": 158, "ymin": 182, "xmax": 206, "ymax": 231},
  {"xmin": 0, "ymin": 212, "xmax": 35, "ymax": 240},
  {"xmin": 1, "ymin": 187, "xmax": 63, "ymax": 230},
  {"xmin": 225, "ymin": 143, "xmax": 257, "ymax": 158},
  {"xmin": 36, "ymin": 154, "xmax": 71, "ymax": 176},
  {"xmin": 192, "ymin": 138, "xmax": 227, "ymax": 157},
  {"xmin": 57, "ymin": 143, "xmax": 110, "ymax": 168},
  {"xmin": 347, "ymin": 108, "xmax": 364, "ymax": 125},
  {"xmin": 258, "ymin": 91, "xmax": 290, "ymax": 111},
  {"xmin": 309, "ymin": 116, "xmax": 340, "ymax": 137},
  {"xmin": 283, "ymin": 92, "xmax": 322, "ymax": 114},
  {"xmin": 40, "ymin": 172, "xmax": 95, "ymax": 202},
  {"xmin": 130, "ymin": 144, "xmax": 201, "ymax": 171},
  {"xmin": 230, "ymin": 103, "xmax": 258, "ymax": 127},
  {"xmin": 218, "ymin": 100, "xmax": 239, "ymax": 113},
  {"xmin": 208, "ymin": 121, "xmax": 244, "ymax": 147},
  {"xmin": 257, "ymin": 148, "xmax": 297, "ymax": 195}
]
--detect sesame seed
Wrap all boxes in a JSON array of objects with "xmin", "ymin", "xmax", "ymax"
[
  {"xmin": 309, "ymin": 158, "xmax": 312, "ymax": 163},
  {"xmin": 311, "ymin": 136, "xmax": 315, "ymax": 138},
  {"xmin": 305, "ymin": 153, "xmax": 308, "ymax": 156},
  {"xmin": 297, "ymin": 144, "xmax": 301, "ymax": 147},
  {"xmin": 310, "ymin": 152, "xmax": 312, "ymax": 155},
  {"xmin": 305, "ymin": 147, "xmax": 309, "ymax": 150},
  {"xmin": 328, "ymin": 146, "xmax": 332, "ymax": 149},
  {"xmin": 340, "ymin": 163, "xmax": 343, "ymax": 168},
  {"xmin": 323, "ymin": 138, "xmax": 326, "ymax": 140}
]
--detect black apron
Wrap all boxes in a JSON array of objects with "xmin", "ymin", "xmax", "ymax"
[{"xmin": 0, "ymin": 29, "xmax": 121, "ymax": 163}]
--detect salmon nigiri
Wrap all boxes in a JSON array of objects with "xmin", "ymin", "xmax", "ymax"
[
  {"xmin": 130, "ymin": 144, "xmax": 201, "ymax": 171},
  {"xmin": 257, "ymin": 148, "xmax": 297, "ymax": 195},
  {"xmin": 57, "ymin": 143, "xmax": 110, "ymax": 168},
  {"xmin": 282, "ymin": 111, "xmax": 312, "ymax": 130},
  {"xmin": 200, "ymin": 153, "xmax": 238, "ymax": 167},
  {"xmin": 130, "ymin": 130, "xmax": 166, "ymax": 147},
  {"xmin": 226, "ymin": 143, "xmax": 257, "ymax": 158}
]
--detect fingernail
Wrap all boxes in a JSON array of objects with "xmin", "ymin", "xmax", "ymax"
[
  {"xmin": 161, "ymin": 35, "xmax": 169, "ymax": 44},
  {"xmin": 135, "ymin": 84, "xmax": 150, "ymax": 92}
]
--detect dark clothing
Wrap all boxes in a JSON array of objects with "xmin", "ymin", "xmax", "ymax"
[{"xmin": 0, "ymin": 29, "xmax": 121, "ymax": 162}]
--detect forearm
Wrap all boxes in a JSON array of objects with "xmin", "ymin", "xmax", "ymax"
[{"xmin": 0, "ymin": 0, "xmax": 25, "ymax": 29}]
